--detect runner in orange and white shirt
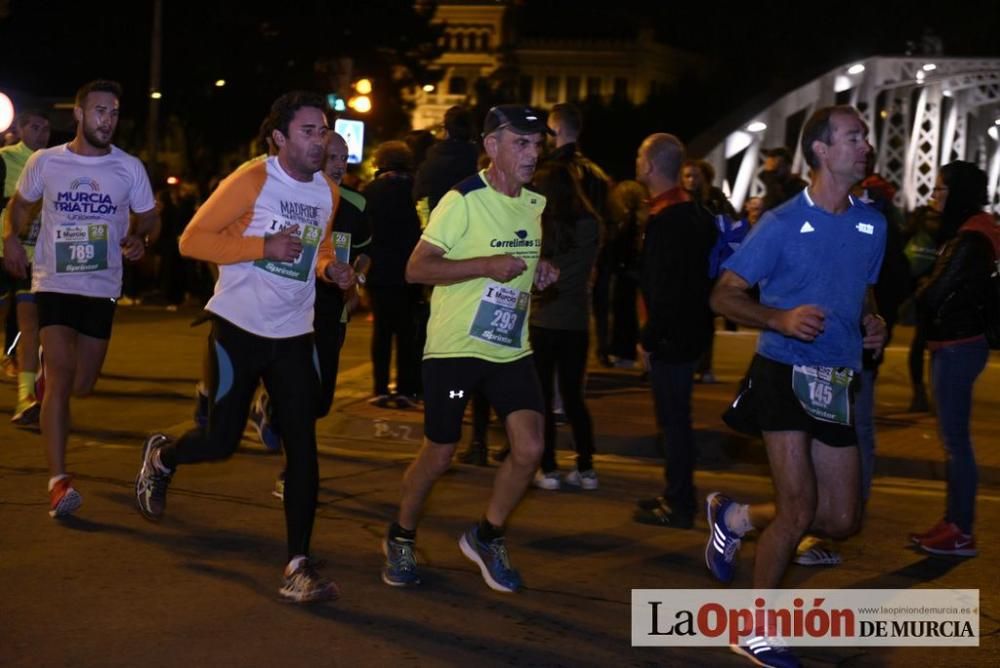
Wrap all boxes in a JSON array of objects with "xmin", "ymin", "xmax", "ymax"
[{"xmin": 134, "ymin": 91, "xmax": 353, "ymax": 603}]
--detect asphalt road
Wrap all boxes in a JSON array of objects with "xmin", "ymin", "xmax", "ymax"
[{"xmin": 1, "ymin": 307, "xmax": 997, "ymax": 667}]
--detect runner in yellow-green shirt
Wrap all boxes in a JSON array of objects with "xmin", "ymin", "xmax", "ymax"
[
  {"xmin": 0, "ymin": 110, "xmax": 51, "ymax": 425},
  {"xmin": 382, "ymin": 105, "xmax": 559, "ymax": 593}
]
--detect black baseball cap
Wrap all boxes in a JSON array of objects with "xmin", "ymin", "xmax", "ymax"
[{"xmin": 482, "ymin": 105, "xmax": 554, "ymax": 138}]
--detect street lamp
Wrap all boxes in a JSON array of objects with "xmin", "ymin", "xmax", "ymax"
[
  {"xmin": 0, "ymin": 91, "xmax": 14, "ymax": 133},
  {"xmin": 215, "ymin": 79, "xmax": 226, "ymax": 88},
  {"xmin": 348, "ymin": 78, "xmax": 373, "ymax": 113},
  {"xmin": 150, "ymin": 91, "xmax": 163, "ymax": 100},
  {"xmin": 348, "ymin": 95, "xmax": 372, "ymax": 113}
]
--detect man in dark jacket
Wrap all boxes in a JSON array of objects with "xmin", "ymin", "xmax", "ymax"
[
  {"xmin": 633, "ymin": 133, "xmax": 717, "ymax": 529},
  {"xmin": 546, "ymin": 103, "xmax": 615, "ymax": 365},
  {"xmin": 759, "ymin": 146, "xmax": 808, "ymax": 212},
  {"xmin": 413, "ymin": 105, "xmax": 479, "ymax": 216},
  {"xmin": 364, "ymin": 141, "xmax": 424, "ymax": 408}
]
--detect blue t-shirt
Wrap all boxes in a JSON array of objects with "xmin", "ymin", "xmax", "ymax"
[
  {"xmin": 709, "ymin": 214, "xmax": 750, "ymax": 278},
  {"xmin": 722, "ymin": 190, "xmax": 886, "ymax": 370}
]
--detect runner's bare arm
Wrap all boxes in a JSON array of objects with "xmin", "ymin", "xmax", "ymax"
[
  {"xmin": 861, "ymin": 287, "xmax": 887, "ymax": 352},
  {"xmin": 405, "ymin": 239, "xmax": 526, "ymax": 286},
  {"xmin": 710, "ymin": 269, "xmax": 826, "ymax": 341},
  {"xmin": 121, "ymin": 207, "xmax": 161, "ymax": 261},
  {"xmin": 1, "ymin": 192, "xmax": 34, "ymax": 278},
  {"xmin": 132, "ymin": 207, "xmax": 160, "ymax": 242}
]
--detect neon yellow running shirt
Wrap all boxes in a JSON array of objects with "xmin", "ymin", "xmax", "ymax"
[{"xmin": 421, "ymin": 171, "xmax": 545, "ymax": 362}]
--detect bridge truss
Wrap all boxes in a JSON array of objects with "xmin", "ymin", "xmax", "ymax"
[{"xmin": 702, "ymin": 57, "xmax": 1000, "ymax": 214}]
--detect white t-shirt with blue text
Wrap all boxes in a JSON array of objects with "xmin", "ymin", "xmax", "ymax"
[{"xmin": 16, "ymin": 144, "xmax": 156, "ymax": 299}]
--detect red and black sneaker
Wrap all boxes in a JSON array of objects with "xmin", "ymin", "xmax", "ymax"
[
  {"xmin": 908, "ymin": 518, "xmax": 950, "ymax": 545},
  {"xmin": 918, "ymin": 523, "xmax": 977, "ymax": 557}
]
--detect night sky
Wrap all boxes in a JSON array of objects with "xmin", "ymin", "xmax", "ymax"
[{"xmin": 2, "ymin": 0, "xmax": 999, "ymax": 180}]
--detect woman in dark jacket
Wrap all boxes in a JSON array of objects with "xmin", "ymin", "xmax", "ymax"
[
  {"xmin": 529, "ymin": 161, "xmax": 601, "ymax": 490},
  {"xmin": 911, "ymin": 160, "xmax": 1000, "ymax": 557},
  {"xmin": 363, "ymin": 141, "xmax": 424, "ymax": 408}
]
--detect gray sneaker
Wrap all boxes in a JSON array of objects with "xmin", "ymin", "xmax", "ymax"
[
  {"xmin": 532, "ymin": 470, "xmax": 560, "ymax": 491},
  {"xmin": 564, "ymin": 469, "xmax": 599, "ymax": 490},
  {"xmin": 136, "ymin": 433, "xmax": 172, "ymax": 521},
  {"xmin": 280, "ymin": 559, "xmax": 339, "ymax": 603}
]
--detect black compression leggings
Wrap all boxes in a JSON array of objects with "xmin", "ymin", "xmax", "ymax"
[{"xmin": 159, "ymin": 316, "xmax": 321, "ymax": 560}]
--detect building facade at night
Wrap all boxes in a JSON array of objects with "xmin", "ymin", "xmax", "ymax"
[{"xmin": 410, "ymin": 0, "xmax": 700, "ymax": 131}]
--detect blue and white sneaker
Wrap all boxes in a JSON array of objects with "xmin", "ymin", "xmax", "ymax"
[
  {"xmin": 731, "ymin": 633, "xmax": 801, "ymax": 668},
  {"xmin": 382, "ymin": 535, "xmax": 421, "ymax": 587},
  {"xmin": 458, "ymin": 526, "xmax": 522, "ymax": 593},
  {"xmin": 705, "ymin": 492, "xmax": 743, "ymax": 583},
  {"xmin": 249, "ymin": 392, "xmax": 281, "ymax": 452}
]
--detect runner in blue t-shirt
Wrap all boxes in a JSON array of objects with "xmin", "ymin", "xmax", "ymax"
[{"xmin": 701, "ymin": 106, "xmax": 888, "ymax": 668}]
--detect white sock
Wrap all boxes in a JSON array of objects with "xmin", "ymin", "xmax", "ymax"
[
  {"xmin": 724, "ymin": 503, "xmax": 754, "ymax": 536},
  {"xmin": 48, "ymin": 474, "xmax": 70, "ymax": 492},
  {"xmin": 285, "ymin": 555, "xmax": 307, "ymax": 576}
]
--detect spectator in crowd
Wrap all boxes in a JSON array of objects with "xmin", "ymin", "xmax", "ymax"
[
  {"xmin": 530, "ymin": 161, "xmax": 602, "ymax": 491},
  {"xmin": 546, "ymin": 103, "xmax": 612, "ymax": 366},
  {"xmin": 912, "ymin": 160, "xmax": 999, "ymax": 557},
  {"xmin": 681, "ymin": 159, "xmax": 737, "ymax": 219},
  {"xmin": 903, "ymin": 204, "xmax": 942, "ymax": 412},
  {"xmin": 742, "ymin": 195, "xmax": 765, "ymax": 227},
  {"xmin": 682, "ymin": 158, "xmax": 738, "ymax": 383},
  {"xmin": 606, "ymin": 180, "xmax": 647, "ymax": 368},
  {"xmin": 759, "ymin": 146, "xmax": 808, "ymax": 212},
  {"xmin": 413, "ymin": 105, "xmax": 479, "ymax": 217},
  {"xmin": 633, "ymin": 133, "xmax": 717, "ymax": 529},
  {"xmin": 364, "ymin": 141, "xmax": 423, "ymax": 408}
]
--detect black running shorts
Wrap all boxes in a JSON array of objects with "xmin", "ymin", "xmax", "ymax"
[
  {"xmin": 422, "ymin": 355, "xmax": 544, "ymax": 444},
  {"xmin": 723, "ymin": 354, "xmax": 858, "ymax": 448},
  {"xmin": 35, "ymin": 291, "xmax": 117, "ymax": 340}
]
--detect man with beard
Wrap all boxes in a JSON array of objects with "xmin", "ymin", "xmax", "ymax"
[
  {"xmin": 134, "ymin": 91, "xmax": 350, "ymax": 603},
  {"xmin": 3, "ymin": 81, "xmax": 157, "ymax": 519}
]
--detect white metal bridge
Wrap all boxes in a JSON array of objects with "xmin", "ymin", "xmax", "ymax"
[{"xmin": 701, "ymin": 56, "xmax": 1000, "ymax": 213}]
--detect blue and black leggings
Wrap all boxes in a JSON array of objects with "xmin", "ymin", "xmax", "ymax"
[{"xmin": 158, "ymin": 315, "xmax": 321, "ymax": 560}]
